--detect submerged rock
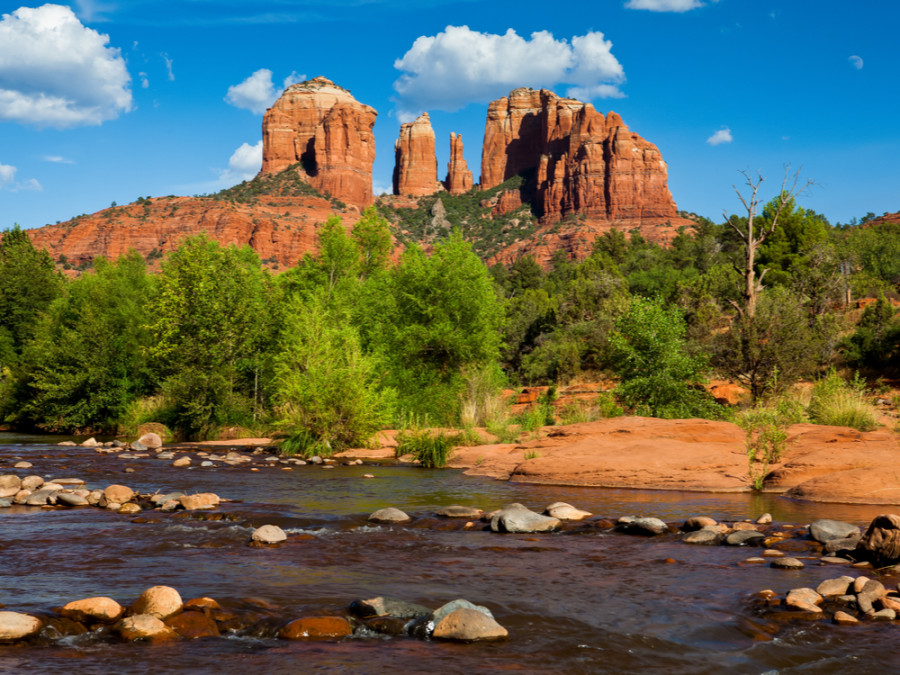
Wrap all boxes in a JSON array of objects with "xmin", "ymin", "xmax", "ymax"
[
  {"xmin": 724, "ymin": 530, "xmax": 766, "ymax": 546},
  {"xmin": 348, "ymin": 596, "xmax": 431, "ymax": 620},
  {"xmin": 279, "ymin": 616, "xmax": 353, "ymax": 640},
  {"xmin": 432, "ymin": 608, "xmax": 508, "ymax": 641},
  {"xmin": 435, "ymin": 505, "xmax": 483, "ymax": 519}
]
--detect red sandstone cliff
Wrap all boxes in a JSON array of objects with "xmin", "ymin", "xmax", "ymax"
[
  {"xmin": 444, "ymin": 132, "xmax": 474, "ymax": 195},
  {"xmin": 480, "ymin": 87, "xmax": 683, "ymax": 226},
  {"xmin": 392, "ymin": 113, "xmax": 440, "ymax": 197},
  {"xmin": 261, "ymin": 77, "xmax": 377, "ymax": 209},
  {"xmin": 28, "ymin": 195, "xmax": 360, "ymax": 271}
]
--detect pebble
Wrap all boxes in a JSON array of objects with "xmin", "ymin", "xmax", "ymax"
[
  {"xmin": 820, "ymin": 556, "xmax": 851, "ymax": 564},
  {"xmin": 172, "ymin": 457, "xmax": 191, "ymax": 467},
  {"xmin": 13, "ymin": 461, "xmax": 32, "ymax": 469},
  {"xmin": 743, "ymin": 557, "xmax": 766, "ymax": 564},
  {"xmin": 201, "ymin": 461, "xmax": 214, "ymax": 467},
  {"xmin": 762, "ymin": 549, "xmax": 785, "ymax": 557},
  {"xmin": 363, "ymin": 474, "xmax": 374, "ymax": 479},
  {"xmin": 833, "ymin": 610, "xmax": 859, "ymax": 625},
  {"xmin": 756, "ymin": 513, "xmax": 773, "ymax": 525},
  {"xmin": 369, "ymin": 507, "xmax": 411, "ymax": 524}
]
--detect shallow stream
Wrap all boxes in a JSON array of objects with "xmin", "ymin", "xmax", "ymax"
[{"xmin": 1, "ymin": 433, "xmax": 898, "ymax": 674}]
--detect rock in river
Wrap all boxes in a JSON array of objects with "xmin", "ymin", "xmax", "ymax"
[
  {"xmin": 251, "ymin": 524, "xmax": 287, "ymax": 544},
  {"xmin": 0, "ymin": 611, "xmax": 43, "ymax": 642},
  {"xmin": 61, "ymin": 596, "xmax": 125, "ymax": 623},
  {"xmin": 491, "ymin": 503, "xmax": 560, "ymax": 533},
  {"xmin": 545, "ymin": 502, "xmax": 592, "ymax": 520},
  {"xmin": 809, "ymin": 519, "xmax": 860, "ymax": 543},
  {"xmin": 435, "ymin": 505, "xmax": 483, "ymax": 519},
  {"xmin": 116, "ymin": 614, "xmax": 178, "ymax": 641},
  {"xmin": 132, "ymin": 585, "xmax": 183, "ymax": 620},
  {"xmin": 856, "ymin": 514, "xmax": 900, "ymax": 566},
  {"xmin": 617, "ymin": 516, "xmax": 669, "ymax": 536},
  {"xmin": 368, "ymin": 507, "xmax": 411, "ymax": 524},
  {"xmin": 279, "ymin": 616, "xmax": 353, "ymax": 640}
]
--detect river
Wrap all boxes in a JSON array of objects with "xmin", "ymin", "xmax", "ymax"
[{"xmin": 1, "ymin": 433, "xmax": 898, "ymax": 674}]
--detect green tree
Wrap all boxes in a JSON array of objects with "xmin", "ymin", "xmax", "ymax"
[
  {"xmin": 610, "ymin": 296, "xmax": 723, "ymax": 419},
  {"xmin": 274, "ymin": 291, "xmax": 394, "ymax": 456},
  {"xmin": 844, "ymin": 296, "xmax": 900, "ymax": 373},
  {"xmin": 14, "ymin": 252, "xmax": 153, "ymax": 431},
  {"xmin": 147, "ymin": 236, "xmax": 273, "ymax": 439}
]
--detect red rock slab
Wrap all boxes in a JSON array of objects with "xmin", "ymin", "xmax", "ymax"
[
  {"xmin": 279, "ymin": 616, "xmax": 353, "ymax": 640},
  {"xmin": 786, "ymin": 468, "xmax": 900, "ymax": 505}
]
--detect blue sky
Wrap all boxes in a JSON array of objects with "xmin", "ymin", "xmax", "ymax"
[{"xmin": 1, "ymin": 0, "xmax": 898, "ymax": 230}]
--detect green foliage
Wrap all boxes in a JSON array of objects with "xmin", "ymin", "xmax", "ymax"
[
  {"xmin": 146, "ymin": 236, "xmax": 274, "ymax": 439},
  {"xmin": 394, "ymin": 427, "xmax": 453, "ymax": 468},
  {"xmin": 557, "ymin": 393, "xmax": 624, "ymax": 425},
  {"xmin": 843, "ymin": 297, "xmax": 900, "ymax": 373},
  {"xmin": 273, "ymin": 292, "xmax": 394, "ymax": 457},
  {"xmin": 737, "ymin": 404, "xmax": 791, "ymax": 491},
  {"xmin": 807, "ymin": 370, "xmax": 877, "ymax": 431},
  {"xmin": 610, "ymin": 296, "xmax": 725, "ymax": 419},
  {"xmin": 367, "ymin": 230, "xmax": 504, "ymax": 423},
  {"xmin": 458, "ymin": 364, "xmax": 507, "ymax": 428},
  {"xmin": 208, "ymin": 163, "xmax": 328, "ymax": 203},
  {"xmin": 12, "ymin": 252, "xmax": 153, "ymax": 431}
]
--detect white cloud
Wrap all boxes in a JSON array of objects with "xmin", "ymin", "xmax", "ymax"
[
  {"xmin": 43, "ymin": 155, "xmax": 75, "ymax": 164},
  {"xmin": 392, "ymin": 26, "xmax": 625, "ymax": 119},
  {"xmin": 706, "ymin": 126, "xmax": 733, "ymax": 146},
  {"xmin": 849, "ymin": 55, "xmax": 863, "ymax": 70},
  {"xmin": 625, "ymin": 0, "xmax": 704, "ymax": 11},
  {"xmin": 218, "ymin": 141, "xmax": 262, "ymax": 184},
  {"xmin": 162, "ymin": 52, "xmax": 174, "ymax": 81},
  {"xmin": 0, "ymin": 161, "xmax": 42, "ymax": 191},
  {"xmin": 225, "ymin": 69, "xmax": 306, "ymax": 114},
  {"xmin": 0, "ymin": 4, "xmax": 132, "ymax": 128},
  {"xmin": 73, "ymin": 0, "xmax": 114, "ymax": 22},
  {"xmin": 139, "ymin": 71, "xmax": 149, "ymax": 88}
]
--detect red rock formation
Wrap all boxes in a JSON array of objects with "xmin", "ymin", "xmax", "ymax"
[
  {"xmin": 444, "ymin": 132, "xmax": 473, "ymax": 195},
  {"xmin": 261, "ymin": 77, "xmax": 377, "ymax": 208},
  {"xmin": 28, "ymin": 195, "xmax": 361, "ymax": 271},
  {"xmin": 480, "ymin": 87, "xmax": 682, "ymax": 225},
  {"xmin": 392, "ymin": 113, "xmax": 440, "ymax": 197}
]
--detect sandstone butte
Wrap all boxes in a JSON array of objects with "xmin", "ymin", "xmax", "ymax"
[
  {"xmin": 392, "ymin": 112, "xmax": 440, "ymax": 197},
  {"xmin": 27, "ymin": 77, "xmax": 694, "ymax": 270},
  {"xmin": 261, "ymin": 76, "xmax": 377, "ymax": 209},
  {"xmin": 444, "ymin": 132, "xmax": 474, "ymax": 195}
]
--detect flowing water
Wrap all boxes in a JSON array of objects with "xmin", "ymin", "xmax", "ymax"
[{"xmin": 1, "ymin": 432, "xmax": 898, "ymax": 674}]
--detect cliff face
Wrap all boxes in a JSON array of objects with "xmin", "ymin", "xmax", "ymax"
[
  {"xmin": 261, "ymin": 77, "xmax": 377, "ymax": 209},
  {"xmin": 28, "ymin": 195, "xmax": 358, "ymax": 270},
  {"xmin": 480, "ymin": 87, "xmax": 681, "ymax": 226},
  {"xmin": 444, "ymin": 132, "xmax": 474, "ymax": 195},
  {"xmin": 392, "ymin": 113, "xmax": 440, "ymax": 197}
]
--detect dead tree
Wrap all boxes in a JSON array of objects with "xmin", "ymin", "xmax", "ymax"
[{"xmin": 725, "ymin": 166, "xmax": 813, "ymax": 318}]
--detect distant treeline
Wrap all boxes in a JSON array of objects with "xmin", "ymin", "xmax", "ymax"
[{"xmin": 0, "ymin": 195, "xmax": 898, "ymax": 450}]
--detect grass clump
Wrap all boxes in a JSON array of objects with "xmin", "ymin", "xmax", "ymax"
[
  {"xmin": 557, "ymin": 392, "xmax": 624, "ymax": 425},
  {"xmin": 807, "ymin": 370, "xmax": 878, "ymax": 432},
  {"xmin": 395, "ymin": 427, "xmax": 454, "ymax": 468},
  {"xmin": 736, "ymin": 394, "xmax": 804, "ymax": 490}
]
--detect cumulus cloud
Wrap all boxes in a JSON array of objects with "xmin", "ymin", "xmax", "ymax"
[
  {"xmin": 706, "ymin": 127, "xmax": 733, "ymax": 146},
  {"xmin": 625, "ymin": 0, "xmax": 704, "ymax": 11},
  {"xmin": 0, "ymin": 161, "xmax": 42, "ymax": 191},
  {"xmin": 393, "ymin": 26, "xmax": 625, "ymax": 120},
  {"xmin": 0, "ymin": 4, "xmax": 132, "ymax": 128},
  {"xmin": 849, "ymin": 54, "xmax": 863, "ymax": 70},
  {"xmin": 218, "ymin": 141, "xmax": 262, "ymax": 184},
  {"xmin": 225, "ymin": 69, "xmax": 306, "ymax": 114}
]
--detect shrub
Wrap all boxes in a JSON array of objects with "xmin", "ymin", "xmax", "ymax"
[
  {"xmin": 807, "ymin": 370, "xmax": 877, "ymax": 432},
  {"xmin": 558, "ymin": 392, "xmax": 624, "ymax": 425},
  {"xmin": 395, "ymin": 428, "xmax": 453, "ymax": 468},
  {"xmin": 459, "ymin": 365, "xmax": 507, "ymax": 427},
  {"xmin": 736, "ymin": 403, "xmax": 793, "ymax": 490}
]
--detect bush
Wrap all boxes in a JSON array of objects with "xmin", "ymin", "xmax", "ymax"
[
  {"xmin": 557, "ymin": 393, "xmax": 623, "ymax": 425},
  {"xmin": 458, "ymin": 365, "xmax": 507, "ymax": 427},
  {"xmin": 395, "ymin": 428, "xmax": 453, "ymax": 468},
  {"xmin": 807, "ymin": 370, "xmax": 877, "ymax": 432}
]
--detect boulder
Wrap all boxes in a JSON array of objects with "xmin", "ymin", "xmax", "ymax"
[
  {"xmin": 833, "ymin": 610, "xmax": 858, "ymax": 625},
  {"xmin": 824, "ymin": 535, "xmax": 861, "ymax": 555},
  {"xmin": 682, "ymin": 527, "xmax": 721, "ymax": 545},
  {"xmin": 724, "ymin": 530, "xmax": 767, "ymax": 546},
  {"xmin": 682, "ymin": 516, "xmax": 717, "ymax": 531},
  {"xmin": 25, "ymin": 488, "xmax": 56, "ymax": 506},
  {"xmin": 179, "ymin": 493, "xmax": 219, "ymax": 510},
  {"xmin": 545, "ymin": 502, "xmax": 592, "ymax": 520},
  {"xmin": 432, "ymin": 608, "xmax": 508, "ymax": 642},
  {"xmin": 0, "ymin": 475, "xmax": 21, "ymax": 498},
  {"xmin": 0, "ymin": 611, "xmax": 42, "ymax": 642},
  {"xmin": 80, "ymin": 437, "xmax": 98, "ymax": 447},
  {"xmin": 771, "ymin": 557, "xmax": 805, "ymax": 570},
  {"xmin": 809, "ymin": 519, "xmax": 860, "ymax": 543},
  {"xmin": 856, "ymin": 514, "xmax": 900, "ymax": 566},
  {"xmin": 172, "ymin": 456, "xmax": 191, "ymax": 467},
  {"xmin": 56, "ymin": 492, "xmax": 89, "ymax": 507},
  {"xmin": 60, "ymin": 596, "xmax": 124, "ymax": 623},
  {"xmin": 116, "ymin": 614, "xmax": 178, "ymax": 641},
  {"xmin": 431, "ymin": 599, "xmax": 495, "ymax": 626},
  {"xmin": 490, "ymin": 503, "xmax": 560, "ymax": 533},
  {"xmin": 132, "ymin": 585, "xmax": 183, "ymax": 619},
  {"xmin": 368, "ymin": 507, "xmax": 411, "ymax": 524},
  {"xmin": 251, "ymin": 525, "xmax": 287, "ymax": 544},
  {"xmin": 816, "ymin": 576, "xmax": 854, "ymax": 597},
  {"xmin": 137, "ymin": 433, "xmax": 163, "ymax": 449},
  {"xmin": 118, "ymin": 503, "xmax": 141, "ymax": 515},
  {"xmin": 279, "ymin": 616, "xmax": 353, "ymax": 640},
  {"xmin": 616, "ymin": 516, "xmax": 669, "ymax": 536},
  {"xmin": 12, "ymin": 461, "xmax": 32, "ymax": 469},
  {"xmin": 104, "ymin": 484, "xmax": 133, "ymax": 504}
]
